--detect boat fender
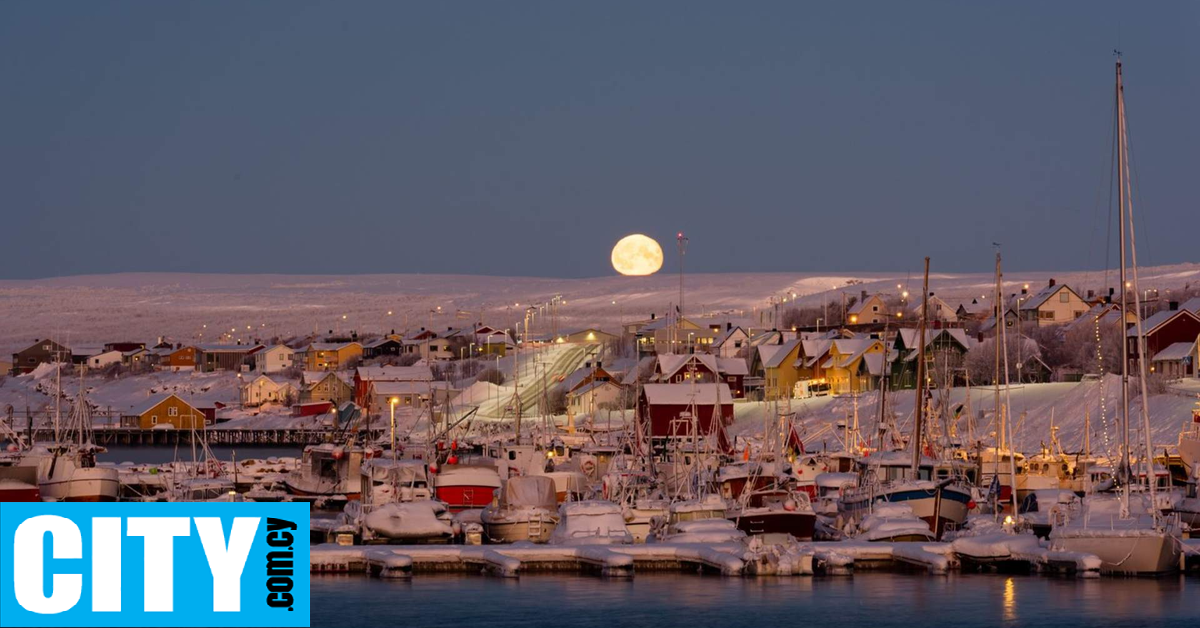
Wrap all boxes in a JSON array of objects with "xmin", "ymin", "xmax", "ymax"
[
  {"xmin": 602, "ymin": 476, "xmax": 610, "ymax": 500},
  {"xmin": 447, "ymin": 455, "xmax": 459, "ymax": 465}
]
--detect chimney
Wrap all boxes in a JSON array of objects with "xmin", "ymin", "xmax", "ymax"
[
  {"xmin": 1170, "ymin": 301, "xmax": 1179, "ymax": 311},
  {"xmin": 861, "ymin": 290, "xmax": 868, "ymax": 302},
  {"xmin": 1021, "ymin": 287, "xmax": 1028, "ymax": 295},
  {"xmin": 596, "ymin": 361, "xmax": 602, "ymax": 369},
  {"xmin": 726, "ymin": 322, "xmax": 732, "ymax": 331},
  {"xmin": 1048, "ymin": 278, "xmax": 1056, "ymax": 287},
  {"xmin": 420, "ymin": 327, "xmax": 426, "ymax": 331},
  {"xmin": 650, "ymin": 313, "xmax": 656, "ymax": 320}
]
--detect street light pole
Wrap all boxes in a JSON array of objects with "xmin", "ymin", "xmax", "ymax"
[{"xmin": 389, "ymin": 397, "xmax": 398, "ymax": 460}]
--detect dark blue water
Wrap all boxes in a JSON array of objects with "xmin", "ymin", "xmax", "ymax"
[{"xmin": 311, "ymin": 573, "xmax": 1199, "ymax": 627}]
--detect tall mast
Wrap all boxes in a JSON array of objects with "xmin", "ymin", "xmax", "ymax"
[
  {"xmin": 993, "ymin": 251, "xmax": 1003, "ymax": 452},
  {"xmin": 1115, "ymin": 56, "xmax": 1131, "ymax": 500},
  {"xmin": 677, "ymin": 232, "xmax": 688, "ymax": 350},
  {"xmin": 910, "ymin": 257, "xmax": 930, "ymax": 474}
]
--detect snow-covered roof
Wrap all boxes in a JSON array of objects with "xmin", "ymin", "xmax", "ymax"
[
  {"xmin": 195, "ymin": 343, "xmax": 261, "ymax": 353},
  {"xmin": 1020, "ymin": 283, "xmax": 1079, "ymax": 311},
  {"xmin": 1064, "ymin": 303, "xmax": 1124, "ymax": 335},
  {"xmin": 356, "ymin": 365, "xmax": 434, "ymax": 382},
  {"xmin": 369, "ymin": 381, "xmax": 448, "ymax": 396},
  {"xmin": 363, "ymin": 337, "xmax": 400, "ymax": 349},
  {"xmin": 762, "ymin": 339, "xmax": 801, "ymax": 369},
  {"xmin": 1128, "ymin": 308, "xmax": 1200, "ymax": 337},
  {"xmin": 567, "ymin": 379, "xmax": 621, "ymax": 397},
  {"xmin": 1182, "ymin": 297, "xmax": 1200, "ymax": 315},
  {"xmin": 642, "ymin": 383, "xmax": 733, "ymax": 406},
  {"xmin": 307, "ymin": 341, "xmax": 360, "ymax": 351},
  {"xmin": 716, "ymin": 356, "xmax": 748, "ymax": 376},
  {"xmin": 848, "ymin": 294, "xmax": 884, "ymax": 315},
  {"xmin": 1151, "ymin": 341, "xmax": 1197, "ymax": 362},
  {"xmin": 657, "ymin": 353, "xmax": 718, "ymax": 379},
  {"xmin": 711, "ymin": 326, "xmax": 745, "ymax": 348},
  {"xmin": 126, "ymin": 393, "xmax": 200, "ymax": 417}
]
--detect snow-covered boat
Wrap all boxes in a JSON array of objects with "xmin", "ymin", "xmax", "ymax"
[
  {"xmin": 852, "ymin": 502, "xmax": 935, "ymax": 542},
  {"xmin": 37, "ymin": 445, "xmax": 120, "ymax": 502},
  {"xmin": 362, "ymin": 501, "xmax": 455, "ymax": 543},
  {"xmin": 481, "ymin": 476, "xmax": 559, "ymax": 543},
  {"xmin": 433, "ymin": 462, "xmax": 502, "ymax": 512},
  {"xmin": 284, "ymin": 442, "xmax": 373, "ymax": 501},
  {"xmin": 727, "ymin": 490, "xmax": 816, "ymax": 540},
  {"xmin": 1177, "ymin": 401, "xmax": 1200, "ymax": 477},
  {"xmin": 813, "ymin": 472, "xmax": 858, "ymax": 517},
  {"xmin": 839, "ymin": 451, "xmax": 973, "ymax": 538},
  {"xmin": 549, "ymin": 500, "xmax": 633, "ymax": 545}
]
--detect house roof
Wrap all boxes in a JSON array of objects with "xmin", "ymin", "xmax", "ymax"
[
  {"xmin": 303, "ymin": 371, "xmax": 353, "ymax": 388},
  {"xmin": 1065, "ymin": 303, "xmax": 1124, "ymax": 335},
  {"xmin": 368, "ymin": 381, "xmax": 449, "ymax": 396},
  {"xmin": 657, "ymin": 353, "xmax": 718, "ymax": 379},
  {"xmin": 567, "ymin": 379, "xmax": 622, "ymax": 398},
  {"xmin": 1128, "ymin": 308, "xmax": 1200, "ymax": 337},
  {"xmin": 355, "ymin": 365, "xmax": 434, "ymax": 382},
  {"xmin": 1182, "ymin": 297, "xmax": 1200, "ymax": 315},
  {"xmin": 642, "ymin": 383, "xmax": 733, "ymax": 406},
  {"xmin": 1020, "ymin": 283, "xmax": 1080, "ymax": 311},
  {"xmin": 762, "ymin": 339, "xmax": 801, "ymax": 369},
  {"xmin": 195, "ymin": 343, "xmax": 261, "ymax": 353},
  {"xmin": 1152, "ymin": 341, "xmax": 1197, "ymax": 362},
  {"xmin": 711, "ymin": 326, "xmax": 746, "ymax": 348},
  {"xmin": 848, "ymin": 294, "xmax": 884, "ymax": 316},
  {"xmin": 127, "ymin": 394, "xmax": 200, "ymax": 417},
  {"xmin": 307, "ymin": 341, "xmax": 361, "ymax": 351},
  {"xmin": 897, "ymin": 328, "xmax": 971, "ymax": 351},
  {"xmin": 716, "ymin": 356, "xmax": 748, "ymax": 376}
]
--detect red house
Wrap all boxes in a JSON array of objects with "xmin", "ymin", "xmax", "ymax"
[
  {"xmin": 654, "ymin": 353, "xmax": 748, "ymax": 398},
  {"xmin": 638, "ymin": 383, "xmax": 734, "ymax": 452},
  {"xmin": 1127, "ymin": 306, "xmax": 1200, "ymax": 372}
]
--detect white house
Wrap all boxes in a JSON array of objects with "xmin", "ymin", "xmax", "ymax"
[
  {"xmin": 87, "ymin": 350, "xmax": 124, "ymax": 370},
  {"xmin": 255, "ymin": 345, "xmax": 295, "ymax": 374},
  {"xmin": 567, "ymin": 380, "xmax": 624, "ymax": 416},
  {"xmin": 711, "ymin": 326, "xmax": 749, "ymax": 358},
  {"xmin": 240, "ymin": 375, "xmax": 297, "ymax": 407}
]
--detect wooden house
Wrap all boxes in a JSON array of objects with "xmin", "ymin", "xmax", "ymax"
[
  {"xmin": 122, "ymin": 394, "xmax": 207, "ymax": 429},
  {"xmin": 10, "ymin": 338, "xmax": 71, "ymax": 375},
  {"xmin": 1128, "ymin": 306, "xmax": 1200, "ymax": 374},
  {"xmin": 638, "ymin": 383, "xmax": 734, "ymax": 452}
]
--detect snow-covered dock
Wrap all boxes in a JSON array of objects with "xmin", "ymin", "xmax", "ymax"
[
  {"xmin": 310, "ymin": 543, "xmax": 757, "ymax": 578},
  {"xmin": 311, "ymin": 540, "xmax": 991, "ymax": 578}
]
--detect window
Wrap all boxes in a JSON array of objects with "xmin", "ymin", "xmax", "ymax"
[
  {"xmin": 872, "ymin": 306, "xmax": 878, "ymax": 312},
  {"xmin": 1059, "ymin": 292, "xmax": 1069, "ymax": 303},
  {"xmin": 168, "ymin": 407, "xmax": 178, "ymax": 417},
  {"xmin": 151, "ymin": 416, "xmax": 158, "ymax": 425}
]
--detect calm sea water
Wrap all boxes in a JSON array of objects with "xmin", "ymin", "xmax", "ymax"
[{"xmin": 311, "ymin": 573, "xmax": 1199, "ymax": 628}]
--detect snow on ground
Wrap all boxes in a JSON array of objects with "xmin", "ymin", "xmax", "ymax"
[
  {"xmin": 730, "ymin": 374, "xmax": 1200, "ymax": 455},
  {"xmin": 3, "ymin": 263, "xmax": 1198, "ymax": 353}
]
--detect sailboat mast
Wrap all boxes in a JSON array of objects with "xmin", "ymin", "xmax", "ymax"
[
  {"xmin": 1115, "ymin": 57, "xmax": 1131, "ymax": 498},
  {"xmin": 993, "ymin": 252, "xmax": 1003, "ymax": 452},
  {"xmin": 910, "ymin": 257, "xmax": 930, "ymax": 474}
]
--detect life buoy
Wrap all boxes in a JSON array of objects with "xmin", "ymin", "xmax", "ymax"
[{"xmin": 581, "ymin": 460, "xmax": 597, "ymax": 476}]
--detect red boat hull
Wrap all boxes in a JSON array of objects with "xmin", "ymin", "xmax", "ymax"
[
  {"xmin": 0, "ymin": 486, "xmax": 42, "ymax": 502},
  {"xmin": 436, "ymin": 485, "xmax": 497, "ymax": 512}
]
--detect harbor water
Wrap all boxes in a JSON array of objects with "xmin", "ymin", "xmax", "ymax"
[{"xmin": 312, "ymin": 573, "xmax": 1199, "ymax": 627}]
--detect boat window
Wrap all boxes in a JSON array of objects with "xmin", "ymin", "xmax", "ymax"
[{"xmin": 508, "ymin": 451, "xmax": 517, "ymax": 460}]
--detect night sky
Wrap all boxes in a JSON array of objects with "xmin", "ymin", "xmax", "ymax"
[{"xmin": 2, "ymin": 2, "xmax": 1196, "ymax": 279}]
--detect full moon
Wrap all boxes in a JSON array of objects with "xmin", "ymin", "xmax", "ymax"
[{"xmin": 611, "ymin": 234, "xmax": 664, "ymax": 276}]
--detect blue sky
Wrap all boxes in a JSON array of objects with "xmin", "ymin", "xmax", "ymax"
[{"xmin": 1, "ymin": 2, "xmax": 1196, "ymax": 279}]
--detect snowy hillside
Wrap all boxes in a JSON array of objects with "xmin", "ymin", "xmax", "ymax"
[{"xmin": 3, "ymin": 263, "xmax": 1199, "ymax": 353}]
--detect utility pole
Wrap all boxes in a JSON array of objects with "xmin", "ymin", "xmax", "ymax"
[{"xmin": 910, "ymin": 257, "xmax": 930, "ymax": 475}]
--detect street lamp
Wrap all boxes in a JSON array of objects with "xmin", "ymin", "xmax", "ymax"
[{"xmin": 389, "ymin": 397, "xmax": 399, "ymax": 455}]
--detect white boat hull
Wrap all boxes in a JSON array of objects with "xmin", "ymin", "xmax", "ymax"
[
  {"xmin": 1054, "ymin": 533, "xmax": 1181, "ymax": 575},
  {"xmin": 40, "ymin": 468, "xmax": 120, "ymax": 502}
]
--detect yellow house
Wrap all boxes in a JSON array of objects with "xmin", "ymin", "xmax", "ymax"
[
  {"xmin": 301, "ymin": 371, "xmax": 355, "ymax": 404},
  {"xmin": 822, "ymin": 339, "xmax": 886, "ymax": 394},
  {"xmin": 303, "ymin": 342, "xmax": 363, "ymax": 371},
  {"xmin": 123, "ymin": 394, "xmax": 207, "ymax": 429},
  {"xmin": 757, "ymin": 339, "xmax": 803, "ymax": 400}
]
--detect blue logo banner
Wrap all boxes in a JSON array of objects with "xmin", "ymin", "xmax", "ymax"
[{"xmin": 0, "ymin": 502, "xmax": 309, "ymax": 627}]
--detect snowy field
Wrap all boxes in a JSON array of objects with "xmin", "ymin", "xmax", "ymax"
[{"xmin": 3, "ymin": 263, "xmax": 1199, "ymax": 353}]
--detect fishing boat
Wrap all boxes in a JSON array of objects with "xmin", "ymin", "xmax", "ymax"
[
  {"xmin": 549, "ymin": 500, "xmax": 633, "ymax": 545},
  {"xmin": 432, "ymin": 461, "xmax": 502, "ymax": 512},
  {"xmin": 37, "ymin": 368, "xmax": 119, "ymax": 502},
  {"xmin": 838, "ymin": 451, "xmax": 973, "ymax": 537},
  {"xmin": 284, "ymin": 442, "xmax": 373, "ymax": 501},
  {"xmin": 0, "ymin": 424, "xmax": 42, "ymax": 502},
  {"xmin": 481, "ymin": 475, "xmax": 560, "ymax": 543}
]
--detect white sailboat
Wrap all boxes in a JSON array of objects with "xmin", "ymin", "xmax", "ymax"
[{"xmin": 1049, "ymin": 56, "xmax": 1183, "ymax": 575}]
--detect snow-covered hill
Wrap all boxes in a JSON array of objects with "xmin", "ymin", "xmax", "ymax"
[{"xmin": 3, "ymin": 263, "xmax": 1198, "ymax": 353}]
